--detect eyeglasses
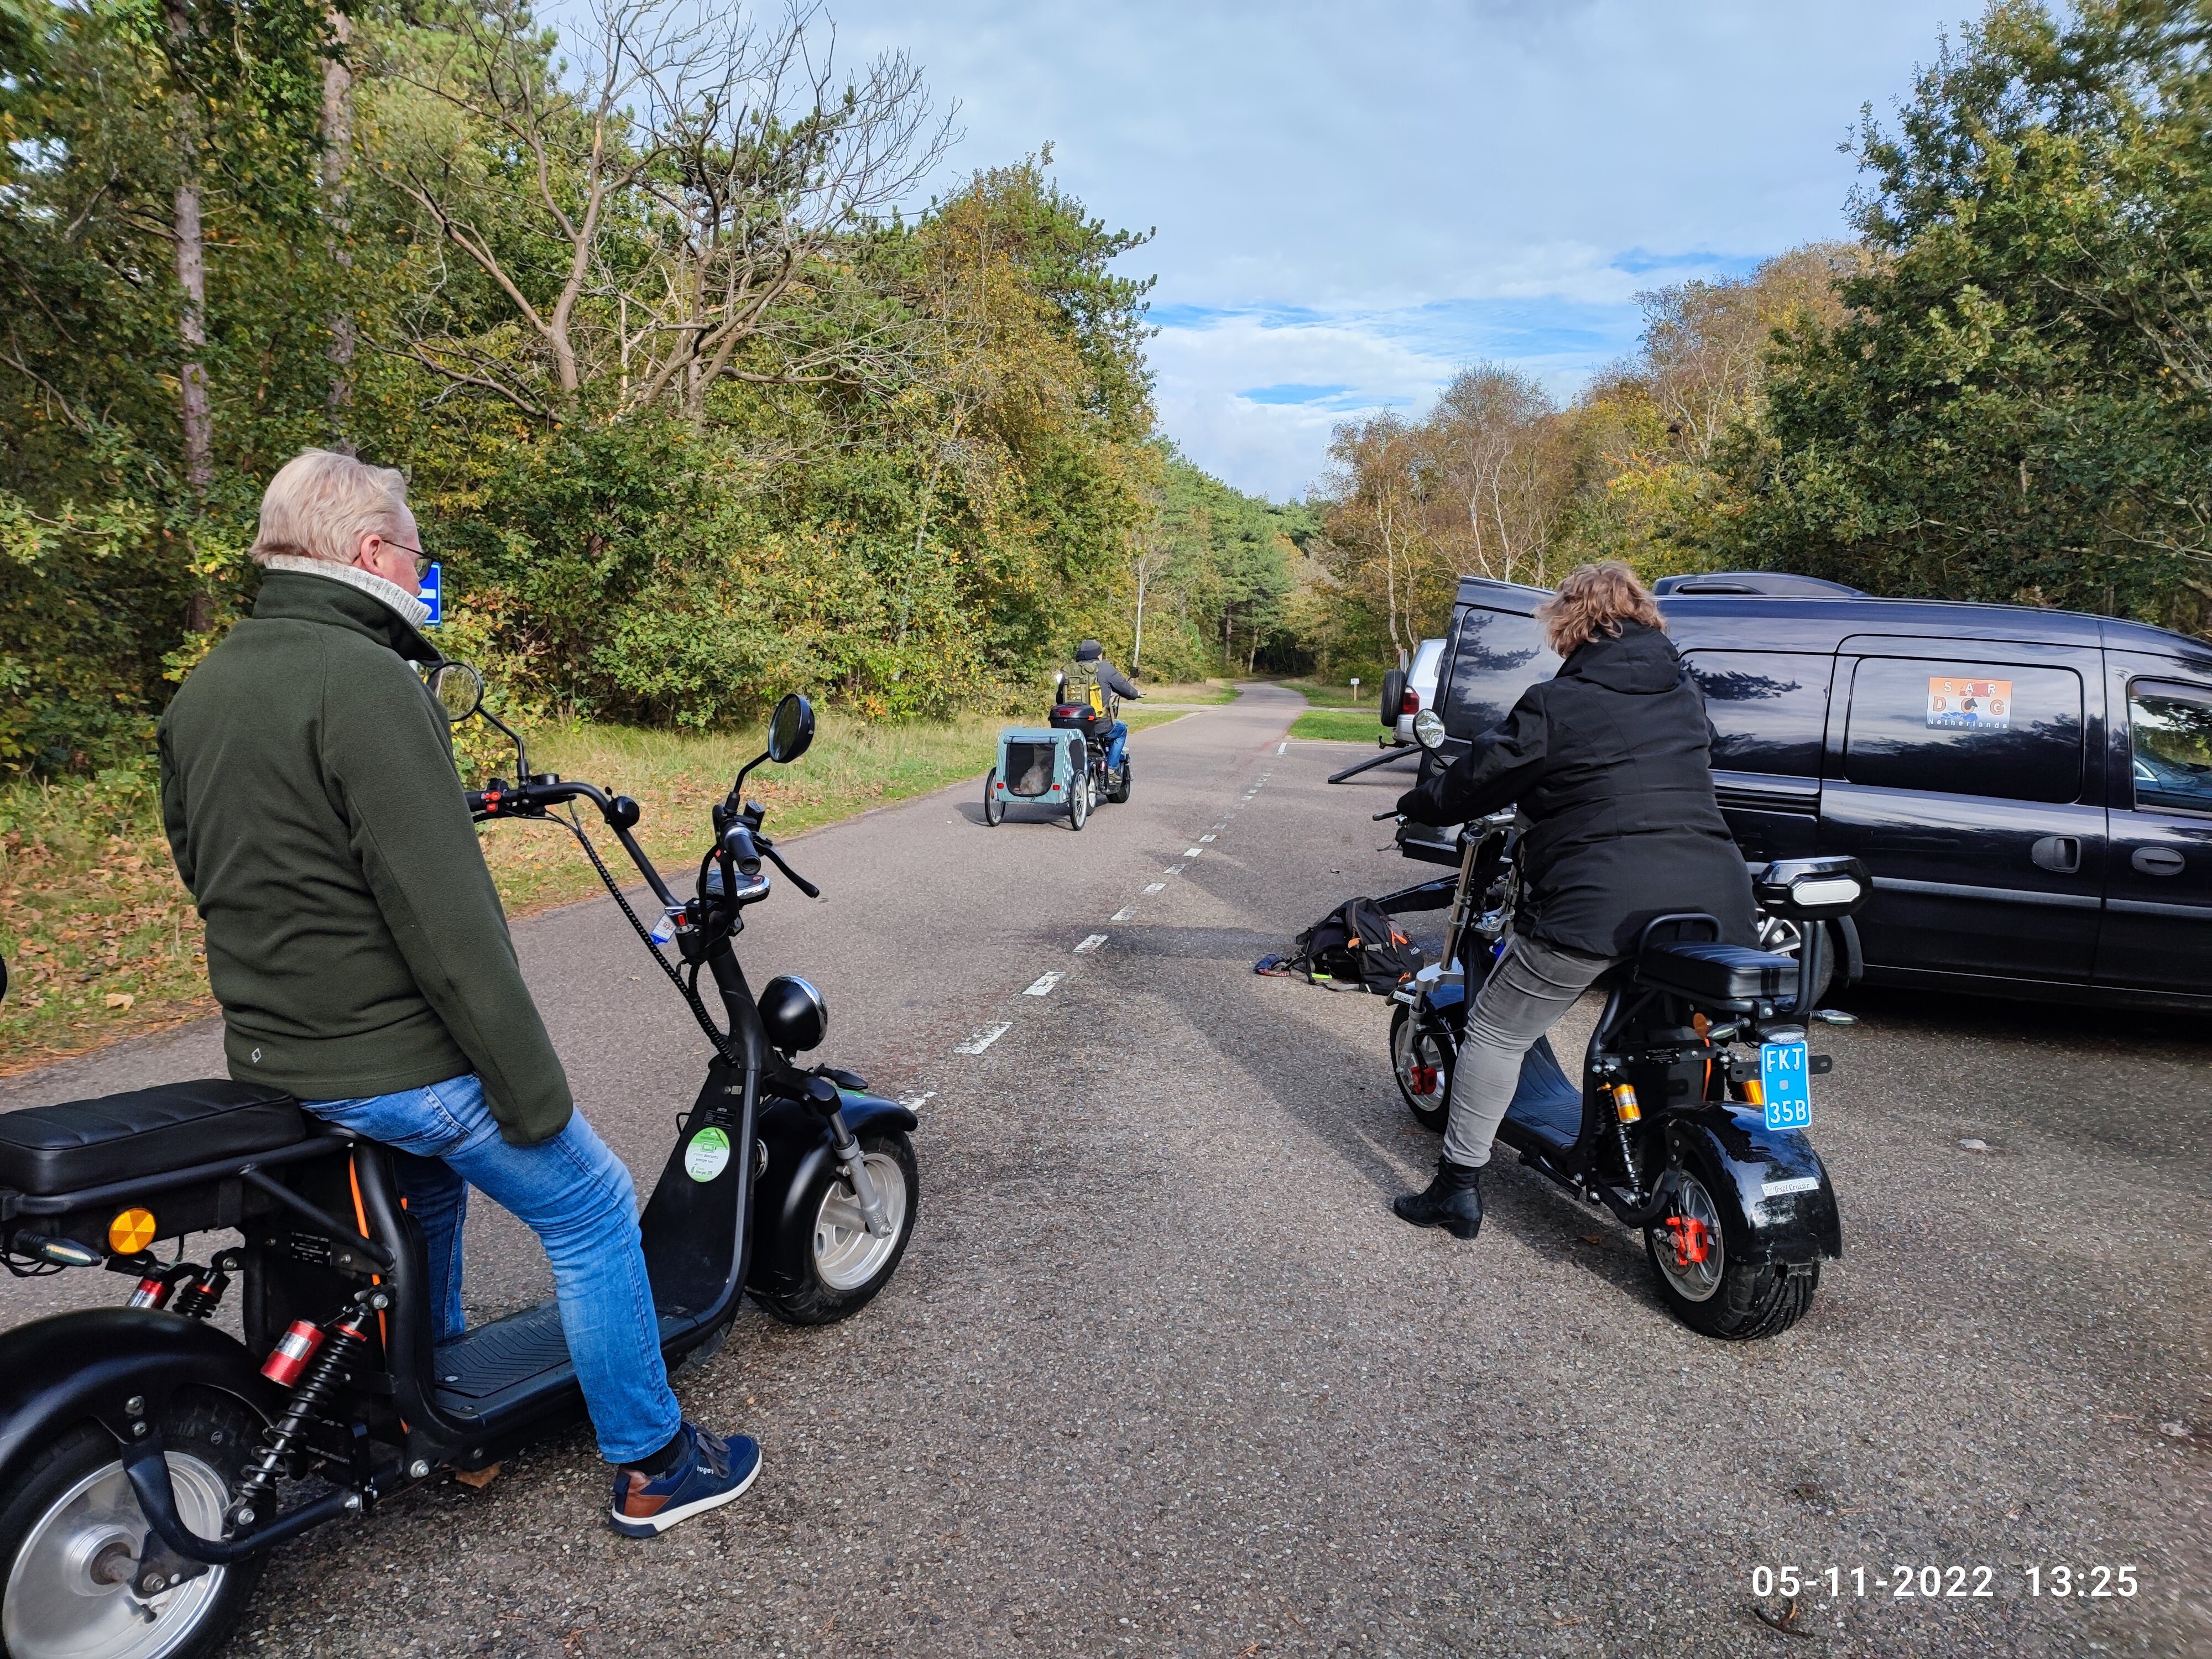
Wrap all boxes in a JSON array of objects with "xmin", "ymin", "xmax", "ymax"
[{"xmin": 378, "ymin": 539, "xmax": 431, "ymax": 577}]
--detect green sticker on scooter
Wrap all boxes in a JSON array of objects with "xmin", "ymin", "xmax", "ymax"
[{"xmin": 684, "ymin": 1126, "xmax": 732, "ymax": 1182}]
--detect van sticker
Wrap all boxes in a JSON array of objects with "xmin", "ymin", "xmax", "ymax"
[{"xmin": 1926, "ymin": 676, "xmax": 2012, "ymax": 730}]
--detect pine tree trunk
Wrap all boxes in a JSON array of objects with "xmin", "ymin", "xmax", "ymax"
[
  {"xmin": 322, "ymin": 7, "xmax": 354, "ymax": 413},
  {"xmin": 168, "ymin": 0, "xmax": 213, "ymax": 632}
]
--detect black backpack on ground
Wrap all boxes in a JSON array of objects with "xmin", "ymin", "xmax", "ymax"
[{"xmin": 1282, "ymin": 898, "xmax": 1425, "ymax": 993}]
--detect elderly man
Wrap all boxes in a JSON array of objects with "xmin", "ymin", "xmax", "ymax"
[{"xmin": 158, "ymin": 448, "xmax": 758, "ymax": 1536}]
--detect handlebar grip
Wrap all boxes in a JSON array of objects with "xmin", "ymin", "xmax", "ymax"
[{"xmin": 1371, "ymin": 809, "xmax": 1400, "ymax": 822}]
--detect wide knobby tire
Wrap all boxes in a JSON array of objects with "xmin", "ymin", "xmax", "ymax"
[
  {"xmin": 1388, "ymin": 1003, "xmax": 1453, "ymax": 1134},
  {"xmin": 1644, "ymin": 1154, "xmax": 1818, "ymax": 1340},
  {"xmin": 0, "ymin": 1388, "xmax": 264, "ymax": 1659},
  {"xmin": 1107, "ymin": 755, "xmax": 1132, "ymax": 804},
  {"xmin": 753, "ymin": 1130, "xmax": 919, "ymax": 1327},
  {"xmin": 982, "ymin": 768, "xmax": 1005, "ymax": 827}
]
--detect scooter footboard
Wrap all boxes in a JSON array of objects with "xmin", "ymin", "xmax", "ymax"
[{"xmin": 1665, "ymin": 1108, "xmax": 1842, "ymax": 1267}]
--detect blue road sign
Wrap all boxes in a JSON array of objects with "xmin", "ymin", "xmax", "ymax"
[{"xmin": 420, "ymin": 562, "xmax": 442, "ymax": 625}]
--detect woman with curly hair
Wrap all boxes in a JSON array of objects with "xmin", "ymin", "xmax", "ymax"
[{"xmin": 1390, "ymin": 560, "xmax": 1755, "ymax": 1240}]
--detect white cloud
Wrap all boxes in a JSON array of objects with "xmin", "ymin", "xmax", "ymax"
[{"xmin": 792, "ymin": 1, "xmax": 1959, "ymax": 492}]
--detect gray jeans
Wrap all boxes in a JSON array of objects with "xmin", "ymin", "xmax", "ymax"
[{"xmin": 1443, "ymin": 933, "xmax": 1623, "ymax": 1167}]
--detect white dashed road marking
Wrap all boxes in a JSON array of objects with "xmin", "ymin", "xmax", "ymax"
[
  {"xmin": 1110, "ymin": 906, "xmax": 1136, "ymax": 921},
  {"xmin": 1277, "ymin": 741, "xmax": 1287, "ymax": 754},
  {"xmin": 1167, "ymin": 864, "xmax": 1186, "ymax": 874},
  {"xmin": 1024, "ymin": 971, "xmax": 1066, "ymax": 997},
  {"xmin": 899, "ymin": 1091, "xmax": 936, "ymax": 1110},
  {"xmin": 1144, "ymin": 883, "xmax": 1165, "ymax": 894},
  {"xmin": 1183, "ymin": 848, "xmax": 1204, "ymax": 858},
  {"xmin": 1199, "ymin": 834, "xmax": 1216, "ymax": 843},
  {"xmin": 1074, "ymin": 935, "xmax": 1107, "ymax": 954},
  {"xmin": 954, "ymin": 1023, "xmax": 1011, "ymax": 1055}
]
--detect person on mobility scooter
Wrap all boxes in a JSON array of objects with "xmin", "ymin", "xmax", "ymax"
[
  {"xmin": 157, "ymin": 449, "xmax": 758, "ymax": 1537},
  {"xmin": 1054, "ymin": 639, "xmax": 1142, "ymax": 804},
  {"xmin": 1390, "ymin": 561, "xmax": 1756, "ymax": 1242}
]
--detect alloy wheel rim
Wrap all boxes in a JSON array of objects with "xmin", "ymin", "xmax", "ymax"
[
  {"xmin": 1655, "ymin": 1172, "xmax": 1726, "ymax": 1303},
  {"xmin": 3, "ymin": 1452, "xmax": 231, "ymax": 1659},
  {"xmin": 814, "ymin": 1152, "xmax": 908, "ymax": 1291}
]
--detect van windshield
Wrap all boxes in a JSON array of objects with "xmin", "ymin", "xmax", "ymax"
[{"xmin": 1439, "ymin": 607, "xmax": 1556, "ymax": 740}]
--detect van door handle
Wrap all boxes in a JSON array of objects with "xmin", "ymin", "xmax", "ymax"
[
  {"xmin": 2031, "ymin": 835, "xmax": 2081, "ymax": 874},
  {"xmin": 2131, "ymin": 846, "xmax": 2186, "ymax": 877}
]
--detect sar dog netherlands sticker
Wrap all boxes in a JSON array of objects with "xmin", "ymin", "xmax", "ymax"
[{"xmin": 684, "ymin": 1126, "xmax": 732, "ymax": 1182}]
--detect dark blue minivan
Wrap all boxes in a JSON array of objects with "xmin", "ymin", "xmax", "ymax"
[{"xmin": 1404, "ymin": 576, "xmax": 2212, "ymax": 1011}]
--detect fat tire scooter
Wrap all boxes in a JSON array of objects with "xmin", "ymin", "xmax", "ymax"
[
  {"xmin": 0, "ymin": 685, "xmax": 918, "ymax": 1659},
  {"xmin": 1380, "ymin": 715, "xmax": 1867, "ymax": 1341}
]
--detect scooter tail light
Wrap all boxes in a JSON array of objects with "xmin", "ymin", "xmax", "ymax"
[{"xmin": 262, "ymin": 1320, "xmax": 324, "ymax": 1386}]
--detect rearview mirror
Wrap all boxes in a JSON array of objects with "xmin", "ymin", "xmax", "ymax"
[
  {"xmin": 768, "ymin": 693, "xmax": 815, "ymax": 764},
  {"xmin": 1413, "ymin": 708, "xmax": 1446, "ymax": 751},
  {"xmin": 424, "ymin": 660, "xmax": 484, "ymax": 723}
]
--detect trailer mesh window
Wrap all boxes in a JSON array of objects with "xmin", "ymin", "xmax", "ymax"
[{"xmin": 1005, "ymin": 742, "xmax": 1055, "ymax": 796}]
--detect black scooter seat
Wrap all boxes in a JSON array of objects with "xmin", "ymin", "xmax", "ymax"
[
  {"xmin": 0, "ymin": 1079, "xmax": 305, "ymax": 1196},
  {"xmin": 1636, "ymin": 940, "xmax": 1798, "ymax": 1008}
]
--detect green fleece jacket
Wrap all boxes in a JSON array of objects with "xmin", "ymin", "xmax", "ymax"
[{"xmin": 158, "ymin": 568, "xmax": 572, "ymax": 1144}]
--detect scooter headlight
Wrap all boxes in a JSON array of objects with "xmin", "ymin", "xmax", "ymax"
[{"xmin": 758, "ymin": 974, "xmax": 828, "ymax": 1055}]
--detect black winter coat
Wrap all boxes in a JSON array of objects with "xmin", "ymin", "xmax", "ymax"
[{"xmin": 1397, "ymin": 622, "xmax": 1755, "ymax": 957}]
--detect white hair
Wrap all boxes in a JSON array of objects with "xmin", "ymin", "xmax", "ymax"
[{"xmin": 249, "ymin": 448, "xmax": 411, "ymax": 566}]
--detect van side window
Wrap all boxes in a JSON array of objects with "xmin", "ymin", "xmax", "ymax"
[
  {"xmin": 2128, "ymin": 682, "xmax": 2212, "ymax": 813},
  {"xmin": 1683, "ymin": 650, "xmax": 1833, "ymax": 777},
  {"xmin": 1842, "ymin": 658, "xmax": 2083, "ymax": 802},
  {"xmin": 1439, "ymin": 608, "xmax": 1556, "ymax": 739}
]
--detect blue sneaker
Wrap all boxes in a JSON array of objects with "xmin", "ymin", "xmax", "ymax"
[{"xmin": 608, "ymin": 1423, "xmax": 761, "ymax": 1537}]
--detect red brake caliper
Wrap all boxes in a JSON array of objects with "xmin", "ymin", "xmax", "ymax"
[
  {"xmin": 1408, "ymin": 1064, "xmax": 1439, "ymax": 1097},
  {"xmin": 1665, "ymin": 1215, "xmax": 1711, "ymax": 1267}
]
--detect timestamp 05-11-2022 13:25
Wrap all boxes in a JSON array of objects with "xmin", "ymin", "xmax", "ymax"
[{"xmin": 1751, "ymin": 1563, "xmax": 2141, "ymax": 1601}]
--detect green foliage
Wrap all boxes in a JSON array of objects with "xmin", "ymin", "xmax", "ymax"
[
  {"xmin": 0, "ymin": 1, "xmax": 1172, "ymax": 774},
  {"xmin": 1133, "ymin": 447, "xmax": 1318, "ymax": 680},
  {"xmin": 1723, "ymin": 0, "xmax": 2212, "ymax": 634}
]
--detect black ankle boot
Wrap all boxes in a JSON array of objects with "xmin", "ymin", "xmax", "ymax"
[{"xmin": 1392, "ymin": 1157, "xmax": 1485, "ymax": 1240}]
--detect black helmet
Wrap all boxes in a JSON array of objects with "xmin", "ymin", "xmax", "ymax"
[{"xmin": 1074, "ymin": 639, "xmax": 1103, "ymax": 661}]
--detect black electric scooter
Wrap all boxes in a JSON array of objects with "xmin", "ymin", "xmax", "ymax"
[
  {"xmin": 1378, "ymin": 722, "xmax": 1867, "ymax": 1340},
  {"xmin": 0, "ymin": 683, "xmax": 917, "ymax": 1659}
]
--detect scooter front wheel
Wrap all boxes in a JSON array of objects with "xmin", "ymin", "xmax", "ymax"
[
  {"xmin": 1644, "ymin": 1157, "xmax": 1818, "ymax": 1340},
  {"xmin": 753, "ymin": 1130, "xmax": 920, "ymax": 1326},
  {"xmin": 0, "ymin": 1389, "xmax": 264, "ymax": 1659},
  {"xmin": 1388, "ymin": 1003, "xmax": 1453, "ymax": 1134}
]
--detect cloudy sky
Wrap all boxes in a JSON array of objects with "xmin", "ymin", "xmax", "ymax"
[{"xmin": 822, "ymin": 1, "xmax": 1966, "ymax": 502}]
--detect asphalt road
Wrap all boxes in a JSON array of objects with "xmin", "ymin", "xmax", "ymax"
[{"xmin": 3, "ymin": 683, "xmax": 2206, "ymax": 1658}]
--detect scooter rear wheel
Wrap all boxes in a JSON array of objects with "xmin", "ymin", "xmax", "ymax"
[
  {"xmin": 1644, "ymin": 1159, "xmax": 1818, "ymax": 1340},
  {"xmin": 1107, "ymin": 755, "xmax": 1132, "ymax": 804},
  {"xmin": 0, "ymin": 1389, "xmax": 263, "ymax": 1659},
  {"xmin": 753, "ymin": 1129, "xmax": 919, "ymax": 1327}
]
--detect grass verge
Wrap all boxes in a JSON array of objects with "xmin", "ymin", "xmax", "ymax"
[
  {"xmin": 1, "ymin": 709, "xmax": 1172, "ymax": 1075},
  {"xmin": 1282, "ymin": 677, "xmax": 1380, "ymax": 709},
  {"xmin": 1288, "ymin": 708, "xmax": 1391, "ymax": 743},
  {"xmin": 1133, "ymin": 680, "xmax": 1240, "ymax": 705}
]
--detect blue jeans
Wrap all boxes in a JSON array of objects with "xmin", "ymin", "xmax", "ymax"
[
  {"xmin": 301, "ymin": 1074, "xmax": 682, "ymax": 1464},
  {"xmin": 1105, "ymin": 720, "xmax": 1129, "ymax": 772}
]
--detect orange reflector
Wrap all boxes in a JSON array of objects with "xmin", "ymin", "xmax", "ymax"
[{"xmin": 108, "ymin": 1208, "xmax": 158, "ymax": 1254}]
